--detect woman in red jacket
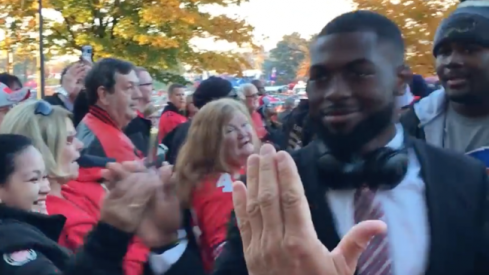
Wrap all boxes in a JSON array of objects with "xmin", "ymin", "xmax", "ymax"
[
  {"xmin": 174, "ymin": 98, "xmax": 259, "ymax": 273},
  {"xmin": 0, "ymin": 100, "xmax": 151, "ymax": 275}
]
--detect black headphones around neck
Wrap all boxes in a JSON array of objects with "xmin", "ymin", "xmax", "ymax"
[{"xmin": 316, "ymin": 140, "xmax": 409, "ymax": 190}]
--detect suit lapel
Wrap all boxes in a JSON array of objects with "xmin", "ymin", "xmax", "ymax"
[
  {"xmin": 297, "ymin": 145, "xmax": 341, "ymax": 251},
  {"xmin": 411, "ymin": 139, "xmax": 450, "ymax": 275}
]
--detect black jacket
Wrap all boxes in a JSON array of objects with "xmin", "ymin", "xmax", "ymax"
[
  {"xmin": 213, "ymin": 138, "xmax": 489, "ymax": 275},
  {"xmin": 162, "ymin": 120, "xmax": 191, "ymax": 165},
  {"xmin": 125, "ymin": 116, "xmax": 152, "ymax": 156},
  {"xmin": 43, "ymin": 93, "xmax": 66, "ymax": 109},
  {"xmin": 0, "ymin": 204, "xmax": 133, "ymax": 275}
]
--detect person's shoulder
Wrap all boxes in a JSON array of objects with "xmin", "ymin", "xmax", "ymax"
[
  {"xmin": 413, "ymin": 139, "xmax": 487, "ymax": 181},
  {"xmin": 42, "ymin": 94, "xmax": 62, "ymax": 105},
  {"xmin": 289, "ymin": 142, "xmax": 316, "ymax": 163}
]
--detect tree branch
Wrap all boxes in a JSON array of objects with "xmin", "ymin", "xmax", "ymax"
[
  {"xmin": 109, "ymin": 0, "xmax": 121, "ymax": 39},
  {"xmin": 62, "ymin": 17, "xmax": 78, "ymax": 49}
]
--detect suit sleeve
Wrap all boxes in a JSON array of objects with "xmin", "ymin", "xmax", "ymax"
[{"xmin": 475, "ymin": 172, "xmax": 489, "ymax": 275}]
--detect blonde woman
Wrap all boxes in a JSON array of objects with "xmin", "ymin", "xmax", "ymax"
[
  {"xmin": 174, "ymin": 98, "xmax": 259, "ymax": 272},
  {"xmin": 0, "ymin": 101, "xmax": 83, "ymax": 213},
  {"xmin": 0, "ymin": 100, "xmax": 96, "ymax": 247}
]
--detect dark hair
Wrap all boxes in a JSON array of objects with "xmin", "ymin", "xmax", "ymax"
[
  {"xmin": 0, "ymin": 134, "xmax": 33, "ymax": 184},
  {"xmin": 84, "ymin": 58, "xmax": 135, "ymax": 106},
  {"xmin": 168, "ymin": 83, "xmax": 185, "ymax": 95},
  {"xmin": 319, "ymin": 11, "xmax": 405, "ymax": 61},
  {"xmin": 193, "ymin": 76, "xmax": 233, "ymax": 109},
  {"xmin": 0, "ymin": 73, "xmax": 22, "ymax": 89}
]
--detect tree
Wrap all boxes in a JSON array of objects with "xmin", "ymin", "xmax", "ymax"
[
  {"xmin": 262, "ymin": 33, "xmax": 309, "ymax": 85},
  {"xmin": 296, "ymin": 35, "xmax": 317, "ymax": 79},
  {"xmin": 354, "ymin": 0, "xmax": 458, "ymax": 76},
  {"xmin": 0, "ymin": 0, "xmax": 256, "ymax": 83}
]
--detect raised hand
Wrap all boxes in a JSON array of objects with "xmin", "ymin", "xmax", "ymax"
[{"xmin": 232, "ymin": 144, "xmax": 386, "ymax": 275}]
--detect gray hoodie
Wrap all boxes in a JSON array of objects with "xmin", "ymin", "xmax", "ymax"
[{"xmin": 412, "ymin": 88, "xmax": 447, "ymax": 147}]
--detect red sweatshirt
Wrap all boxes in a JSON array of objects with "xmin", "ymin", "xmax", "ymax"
[
  {"xmin": 59, "ymin": 162, "xmax": 148, "ymax": 275},
  {"xmin": 191, "ymin": 173, "xmax": 236, "ymax": 272}
]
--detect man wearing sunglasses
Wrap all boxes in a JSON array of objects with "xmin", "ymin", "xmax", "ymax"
[{"xmin": 124, "ymin": 67, "xmax": 154, "ymax": 156}]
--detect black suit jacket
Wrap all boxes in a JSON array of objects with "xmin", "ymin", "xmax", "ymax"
[{"xmin": 213, "ymin": 138, "xmax": 489, "ymax": 275}]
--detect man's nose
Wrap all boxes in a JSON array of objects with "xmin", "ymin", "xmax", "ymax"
[
  {"xmin": 132, "ymin": 86, "xmax": 142, "ymax": 98},
  {"xmin": 325, "ymin": 76, "xmax": 352, "ymax": 100}
]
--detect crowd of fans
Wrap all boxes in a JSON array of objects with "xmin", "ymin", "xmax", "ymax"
[{"xmin": 1, "ymin": 0, "xmax": 489, "ymax": 274}]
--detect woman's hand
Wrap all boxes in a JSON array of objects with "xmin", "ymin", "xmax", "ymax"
[{"xmin": 233, "ymin": 144, "xmax": 386, "ymax": 275}]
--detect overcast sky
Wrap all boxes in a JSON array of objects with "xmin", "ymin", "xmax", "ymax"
[{"xmin": 194, "ymin": 0, "xmax": 354, "ymax": 51}]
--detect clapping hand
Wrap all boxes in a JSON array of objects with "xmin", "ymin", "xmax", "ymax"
[
  {"xmin": 232, "ymin": 144, "xmax": 387, "ymax": 275},
  {"xmin": 101, "ymin": 161, "xmax": 181, "ymax": 247}
]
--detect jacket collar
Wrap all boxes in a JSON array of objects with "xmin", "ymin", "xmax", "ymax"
[
  {"xmin": 0, "ymin": 203, "xmax": 66, "ymax": 242},
  {"xmin": 162, "ymin": 102, "xmax": 181, "ymax": 115},
  {"xmin": 89, "ymin": 105, "xmax": 119, "ymax": 129}
]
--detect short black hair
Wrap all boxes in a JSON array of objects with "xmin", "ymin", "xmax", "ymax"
[
  {"xmin": 0, "ymin": 73, "xmax": 22, "ymax": 89},
  {"xmin": 319, "ymin": 11, "xmax": 405, "ymax": 60},
  {"xmin": 84, "ymin": 58, "xmax": 135, "ymax": 106},
  {"xmin": 168, "ymin": 83, "xmax": 185, "ymax": 95},
  {"xmin": 0, "ymin": 134, "xmax": 33, "ymax": 184},
  {"xmin": 193, "ymin": 76, "xmax": 233, "ymax": 109}
]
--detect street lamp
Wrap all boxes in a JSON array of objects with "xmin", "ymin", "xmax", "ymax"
[{"xmin": 38, "ymin": 0, "xmax": 45, "ymax": 98}]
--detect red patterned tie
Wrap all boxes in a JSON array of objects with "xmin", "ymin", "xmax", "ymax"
[{"xmin": 354, "ymin": 187, "xmax": 393, "ymax": 275}]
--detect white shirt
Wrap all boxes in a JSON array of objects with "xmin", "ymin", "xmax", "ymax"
[
  {"xmin": 396, "ymin": 85, "xmax": 415, "ymax": 109},
  {"xmin": 326, "ymin": 125, "xmax": 430, "ymax": 275}
]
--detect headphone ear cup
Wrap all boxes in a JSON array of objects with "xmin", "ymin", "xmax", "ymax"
[
  {"xmin": 382, "ymin": 152, "xmax": 409, "ymax": 184},
  {"xmin": 317, "ymin": 154, "xmax": 365, "ymax": 188},
  {"xmin": 317, "ymin": 153, "xmax": 343, "ymax": 178},
  {"xmin": 366, "ymin": 148, "xmax": 409, "ymax": 187}
]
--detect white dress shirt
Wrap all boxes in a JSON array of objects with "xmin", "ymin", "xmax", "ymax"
[{"xmin": 326, "ymin": 125, "xmax": 430, "ymax": 275}]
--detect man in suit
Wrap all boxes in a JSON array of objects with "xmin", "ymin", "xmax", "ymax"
[{"xmin": 214, "ymin": 10, "xmax": 489, "ymax": 275}]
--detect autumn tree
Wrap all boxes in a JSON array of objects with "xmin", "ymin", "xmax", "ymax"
[
  {"xmin": 354, "ymin": 0, "xmax": 458, "ymax": 76},
  {"xmin": 0, "ymin": 0, "xmax": 256, "ymax": 82},
  {"xmin": 263, "ymin": 33, "xmax": 309, "ymax": 85}
]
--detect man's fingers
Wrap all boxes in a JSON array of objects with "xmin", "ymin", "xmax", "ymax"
[
  {"xmin": 232, "ymin": 181, "xmax": 251, "ymax": 248},
  {"xmin": 331, "ymin": 220, "xmax": 387, "ymax": 269},
  {"xmin": 159, "ymin": 165, "xmax": 173, "ymax": 184},
  {"xmin": 121, "ymin": 160, "xmax": 147, "ymax": 173},
  {"xmin": 246, "ymin": 154, "xmax": 263, "ymax": 241},
  {"xmin": 106, "ymin": 162, "xmax": 130, "ymax": 180},
  {"xmin": 257, "ymin": 144, "xmax": 282, "ymax": 235},
  {"xmin": 275, "ymin": 150, "xmax": 316, "ymax": 236},
  {"xmin": 101, "ymin": 169, "xmax": 114, "ymax": 182}
]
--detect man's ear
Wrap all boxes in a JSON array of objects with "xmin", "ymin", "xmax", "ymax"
[
  {"xmin": 96, "ymin": 86, "xmax": 110, "ymax": 106},
  {"xmin": 395, "ymin": 64, "xmax": 412, "ymax": 96}
]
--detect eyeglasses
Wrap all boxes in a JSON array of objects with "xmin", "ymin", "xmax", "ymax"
[{"xmin": 35, "ymin": 100, "xmax": 53, "ymax": 116}]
